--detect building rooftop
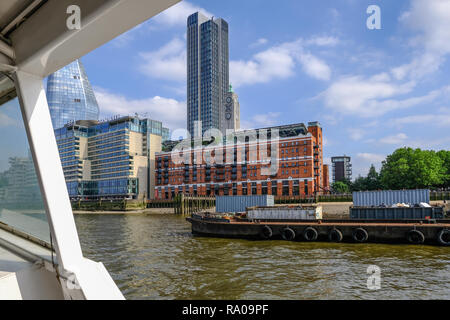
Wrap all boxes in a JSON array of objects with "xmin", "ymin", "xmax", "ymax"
[{"xmin": 159, "ymin": 122, "xmax": 319, "ymax": 153}]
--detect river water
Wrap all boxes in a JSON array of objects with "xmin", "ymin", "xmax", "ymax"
[{"xmin": 74, "ymin": 214, "xmax": 450, "ymax": 300}]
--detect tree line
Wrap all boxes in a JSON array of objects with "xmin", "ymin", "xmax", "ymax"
[{"xmin": 332, "ymin": 148, "xmax": 450, "ymax": 193}]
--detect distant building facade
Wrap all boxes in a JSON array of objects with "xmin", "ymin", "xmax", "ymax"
[
  {"xmin": 331, "ymin": 156, "xmax": 352, "ymax": 183},
  {"xmin": 155, "ymin": 122, "xmax": 326, "ymax": 199},
  {"xmin": 322, "ymin": 164, "xmax": 330, "ymax": 191},
  {"xmin": 187, "ymin": 12, "xmax": 234, "ymax": 137},
  {"xmin": 46, "ymin": 59, "xmax": 100, "ymax": 129},
  {"xmin": 0, "ymin": 156, "xmax": 42, "ymax": 207},
  {"xmin": 54, "ymin": 116, "xmax": 168, "ymax": 200}
]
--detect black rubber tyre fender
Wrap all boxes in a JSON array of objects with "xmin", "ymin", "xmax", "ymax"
[
  {"xmin": 260, "ymin": 225, "xmax": 273, "ymax": 240},
  {"xmin": 352, "ymin": 228, "xmax": 369, "ymax": 243},
  {"xmin": 281, "ymin": 227, "xmax": 296, "ymax": 241},
  {"xmin": 303, "ymin": 227, "xmax": 318, "ymax": 241},
  {"xmin": 437, "ymin": 229, "xmax": 450, "ymax": 246},
  {"xmin": 407, "ymin": 229, "xmax": 425, "ymax": 244},
  {"xmin": 328, "ymin": 228, "xmax": 343, "ymax": 242}
]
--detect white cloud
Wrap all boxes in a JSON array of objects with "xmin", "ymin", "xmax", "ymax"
[
  {"xmin": 400, "ymin": 0, "xmax": 450, "ymax": 55},
  {"xmin": 139, "ymin": 33, "xmax": 336, "ymax": 88},
  {"xmin": 306, "ymin": 36, "xmax": 339, "ymax": 47},
  {"xmin": 389, "ymin": 110, "xmax": 450, "ymax": 127},
  {"xmin": 348, "ymin": 128, "xmax": 365, "ymax": 141},
  {"xmin": 379, "ymin": 133, "xmax": 408, "ymax": 145},
  {"xmin": 322, "ymin": 75, "xmax": 415, "ymax": 116},
  {"xmin": 230, "ymin": 45, "xmax": 296, "ymax": 87},
  {"xmin": 94, "ymin": 87, "xmax": 186, "ymax": 131},
  {"xmin": 393, "ymin": 0, "xmax": 450, "ymax": 81},
  {"xmin": 139, "ymin": 38, "xmax": 186, "ymax": 82},
  {"xmin": 153, "ymin": 1, "xmax": 213, "ymax": 27},
  {"xmin": 0, "ymin": 113, "xmax": 16, "ymax": 127},
  {"xmin": 231, "ymin": 38, "xmax": 334, "ymax": 87},
  {"xmin": 240, "ymin": 112, "xmax": 281, "ymax": 129},
  {"xmin": 297, "ymin": 52, "xmax": 331, "ymax": 81},
  {"xmin": 321, "ymin": 71, "xmax": 450, "ymax": 117},
  {"xmin": 391, "ymin": 53, "xmax": 444, "ymax": 81},
  {"xmin": 357, "ymin": 153, "xmax": 385, "ymax": 163},
  {"xmin": 250, "ymin": 38, "xmax": 268, "ymax": 47}
]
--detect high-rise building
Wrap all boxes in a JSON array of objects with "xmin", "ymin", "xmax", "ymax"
[
  {"xmin": 187, "ymin": 12, "xmax": 231, "ymax": 137},
  {"xmin": 54, "ymin": 116, "xmax": 168, "ymax": 200},
  {"xmin": 331, "ymin": 156, "xmax": 352, "ymax": 183},
  {"xmin": 46, "ymin": 59, "xmax": 100, "ymax": 129}
]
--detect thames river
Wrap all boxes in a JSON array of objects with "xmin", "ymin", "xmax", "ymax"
[{"xmin": 74, "ymin": 213, "xmax": 450, "ymax": 300}]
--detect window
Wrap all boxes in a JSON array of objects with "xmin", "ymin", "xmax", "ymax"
[{"xmin": 0, "ymin": 98, "xmax": 50, "ymax": 242}]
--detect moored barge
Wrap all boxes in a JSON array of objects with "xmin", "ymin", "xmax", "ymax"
[{"xmin": 186, "ymin": 212, "xmax": 450, "ymax": 246}]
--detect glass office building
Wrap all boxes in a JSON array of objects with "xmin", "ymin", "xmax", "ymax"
[
  {"xmin": 54, "ymin": 116, "xmax": 168, "ymax": 200},
  {"xmin": 187, "ymin": 12, "xmax": 229, "ymax": 137},
  {"xmin": 46, "ymin": 59, "xmax": 100, "ymax": 129}
]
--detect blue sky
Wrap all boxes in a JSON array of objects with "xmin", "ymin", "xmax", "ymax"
[{"xmin": 2, "ymin": 0, "xmax": 449, "ymax": 177}]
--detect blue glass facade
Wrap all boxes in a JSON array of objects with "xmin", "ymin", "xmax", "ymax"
[
  {"xmin": 54, "ymin": 116, "xmax": 168, "ymax": 200},
  {"xmin": 187, "ymin": 12, "xmax": 229, "ymax": 137},
  {"xmin": 46, "ymin": 59, "xmax": 100, "ymax": 129}
]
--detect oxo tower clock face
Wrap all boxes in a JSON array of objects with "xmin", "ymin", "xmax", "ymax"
[{"xmin": 225, "ymin": 96, "xmax": 233, "ymax": 121}]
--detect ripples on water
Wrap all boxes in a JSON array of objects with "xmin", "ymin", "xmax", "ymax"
[{"xmin": 74, "ymin": 214, "xmax": 450, "ymax": 300}]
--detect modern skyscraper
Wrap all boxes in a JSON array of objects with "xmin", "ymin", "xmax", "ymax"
[
  {"xmin": 187, "ymin": 12, "xmax": 230, "ymax": 137},
  {"xmin": 46, "ymin": 59, "xmax": 100, "ymax": 129},
  {"xmin": 331, "ymin": 156, "xmax": 352, "ymax": 183}
]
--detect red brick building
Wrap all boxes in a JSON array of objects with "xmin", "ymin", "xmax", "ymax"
[{"xmin": 155, "ymin": 122, "xmax": 327, "ymax": 199}]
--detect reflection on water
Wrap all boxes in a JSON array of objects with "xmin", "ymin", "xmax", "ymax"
[{"xmin": 74, "ymin": 214, "xmax": 450, "ymax": 300}]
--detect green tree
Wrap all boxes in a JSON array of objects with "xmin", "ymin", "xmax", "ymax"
[
  {"xmin": 380, "ymin": 148, "xmax": 445, "ymax": 189},
  {"xmin": 436, "ymin": 150, "xmax": 450, "ymax": 187},
  {"xmin": 366, "ymin": 164, "xmax": 381, "ymax": 190},
  {"xmin": 349, "ymin": 165, "xmax": 381, "ymax": 191},
  {"xmin": 351, "ymin": 176, "xmax": 367, "ymax": 191},
  {"xmin": 332, "ymin": 181, "xmax": 350, "ymax": 193}
]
